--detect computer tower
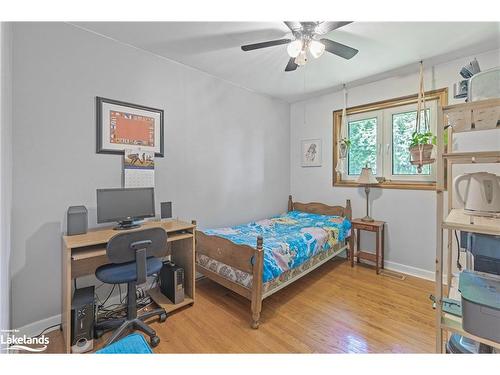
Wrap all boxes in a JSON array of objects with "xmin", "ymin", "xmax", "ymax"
[
  {"xmin": 159, "ymin": 262, "xmax": 184, "ymax": 304},
  {"xmin": 71, "ymin": 286, "xmax": 95, "ymax": 353}
]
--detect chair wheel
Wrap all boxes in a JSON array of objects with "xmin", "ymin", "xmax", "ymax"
[
  {"xmin": 94, "ymin": 329, "xmax": 104, "ymax": 339},
  {"xmin": 150, "ymin": 335, "xmax": 160, "ymax": 348},
  {"xmin": 159, "ymin": 313, "xmax": 167, "ymax": 322}
]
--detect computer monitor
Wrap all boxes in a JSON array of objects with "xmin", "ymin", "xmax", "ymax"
[{"xmin": 97, "ymin": 187, "xmax": 155, "ymax": 230}]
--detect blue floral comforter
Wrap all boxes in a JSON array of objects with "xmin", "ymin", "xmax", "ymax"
[{"xmin": 201, "ymin": 211, "xmax": 351, "ymax": 282}]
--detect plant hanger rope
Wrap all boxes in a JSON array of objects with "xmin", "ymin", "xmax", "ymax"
[
  {"xmin": 335, "ymin": 84, "xmax": 349, "ymax": 174},
  {"xmin": 415, "ymin": 61, "xmax": 429, "ymax": 135},
  {"xmin": 411, "ymin": 60, "xmax": 434, "ymax": 173}
]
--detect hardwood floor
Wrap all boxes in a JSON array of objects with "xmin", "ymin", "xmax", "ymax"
[{"xmin": 45, "ymin": 259, "xmax": 436, "ymax": 353}]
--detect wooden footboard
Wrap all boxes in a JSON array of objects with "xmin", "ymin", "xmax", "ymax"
[
  {"xmin": 195, "ymin": 231, "xmax": 264, "ymax": 328},
  {"xmin": 196, "ymin": 195, "xmax": 352, "ymax": 329}
]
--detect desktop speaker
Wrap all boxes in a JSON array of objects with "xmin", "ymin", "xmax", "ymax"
[
  {"xmin": 71, "ymin": 286, "xmax": 95, "ymax": 354},
  {"xmin": 159, "ymin": 261, "xmax": 184, "ymax": 304},
  {"xmin": 67, "ymin": 206, "xmax": 88, "ymax": 236},
  {"xmin": 160, "ymin": 202, "xmax": 172, "ymax": 220}
]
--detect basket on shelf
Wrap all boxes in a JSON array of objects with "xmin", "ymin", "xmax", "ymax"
[{"xmin": 446, "ymin": 106, "xmax": 500, "ymax": 132}]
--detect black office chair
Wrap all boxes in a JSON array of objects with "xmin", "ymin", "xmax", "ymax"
[{"xmin": 94, "ymin": 227, "xmax": 168, "ymax": 348}]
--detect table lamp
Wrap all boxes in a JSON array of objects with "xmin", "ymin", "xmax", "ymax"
[{"xmin": 357, "ymin": 166, "xmax": 379, "ymax": 222}]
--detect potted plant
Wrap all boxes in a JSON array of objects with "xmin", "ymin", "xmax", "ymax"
[
  {"xmin": 409, "ymin": 131, "xmax": 435, "ymax": 173},
  {"xmin": 409, "ymin": 130, "xmax": 449, "ymax": 173}
]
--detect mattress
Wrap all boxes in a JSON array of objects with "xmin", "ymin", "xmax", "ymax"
[
  {"xmin": 198, "ymin": 210, "xmax": 351, "ymax": 288},
  {"xmin": 196, "ymin": 241, "xmax": 347, "ymax": 295}
]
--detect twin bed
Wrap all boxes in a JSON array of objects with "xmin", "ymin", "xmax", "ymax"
[{"xmin": 195, "ymin": 196, "xmax": 353, "ymax": 328}]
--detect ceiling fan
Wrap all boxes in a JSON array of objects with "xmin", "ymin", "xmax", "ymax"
[{"xmin": 241, "ymin": 22, "xmax": 359, "ymax": 72}]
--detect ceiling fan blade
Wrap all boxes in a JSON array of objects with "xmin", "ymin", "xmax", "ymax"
[
  {"xmin": 241, "ymin": 38, "xmax": 291, "ymax": 51},
  {"xmin": 320, "ymin": 38, "xmax": 359, "ymax": 59},
  {"xmin": 315, "ymin": 21, "xmax": 352, "ymax": 35},
  {"xmin": 285, "ymin": 58, "xmax": 298, "ymax": 72},
  {"xmin": 284, "ymin": 21, "xmax": 302, "ymax": 32}
]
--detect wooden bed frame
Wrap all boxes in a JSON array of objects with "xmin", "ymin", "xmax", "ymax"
[{"xmin": 195, "ymin": 195, "xmax": 353, "ymax": 329}]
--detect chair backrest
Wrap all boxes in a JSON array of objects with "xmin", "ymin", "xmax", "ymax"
[
  {"xmin": 106, "ymin": 227, "xmax": 167, "ymax": 284},
  {"xmin": 107, "ymin": 227, "xmax": 167, "ymax": 263}
]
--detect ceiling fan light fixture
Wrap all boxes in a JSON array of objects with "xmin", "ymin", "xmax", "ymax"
[
  {"xmin": 295, "ymin": 50, "xmax": 308, "ymax": 66},
  {"xmin": 309, "ymin": 40, "xmax": 325, "ymax": 58},
  {"xmin": 287, "ymin": 39, "xmax": 303, "ymax": 58}
]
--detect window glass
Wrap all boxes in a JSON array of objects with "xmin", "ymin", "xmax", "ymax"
[
  {"xmin": 392, "ymin": 110, "xmax": 431, "ymax": 175},
  {"xmin": 348, "ymin": 117, "xmax": 377, "ymax": 175}
]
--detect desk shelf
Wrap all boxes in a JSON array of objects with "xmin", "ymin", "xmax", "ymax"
[
  {"xmin": 147, "ymin": 286, "xmax": 194, "ymax": 313},
  {"xmin": 167, "ymin": 232, "xmax": 193, "ymax": 242},
  {"xmin": 71, "ymin": 246, "xmax": 106, "ymax": 261}
]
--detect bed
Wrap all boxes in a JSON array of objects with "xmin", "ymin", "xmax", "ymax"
[{"xmin": 195, "ymin": 195, "xmax": 353, "ymax": 328}]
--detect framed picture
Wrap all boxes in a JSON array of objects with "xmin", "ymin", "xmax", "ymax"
[
  {"xmin": 96, "ymin": 97, "xmax": 164, "ymax": 157},
  {"xmin": 301, "ymin": 139, "xmax": 322, "ymax": 167}
]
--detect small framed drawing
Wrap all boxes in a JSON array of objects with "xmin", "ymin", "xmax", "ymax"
[
  {"xmin": 96, "ymin": 97, "xmax": 164, "ymax": 157},
  {"xmin": 301, "ymin": 139, "xmax": 322, "ymax": 167}
]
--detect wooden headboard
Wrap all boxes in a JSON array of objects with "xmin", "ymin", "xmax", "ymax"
[{"xmin": 287, "ymin": 195, "xmax": 351, "ymax": 220}]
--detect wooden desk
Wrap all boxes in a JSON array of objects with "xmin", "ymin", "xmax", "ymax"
[
  {"xmin": 351, "ymin": 219, "xmax": 385, "ymax": 274},
  {"xmin": 62, "ymin": 219, "xmax": 196, "ymax": 353}
]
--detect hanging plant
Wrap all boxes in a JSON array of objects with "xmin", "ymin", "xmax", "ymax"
[
  {"xmin": 339, "ymin": 138, "xmax": 351, "ymax": 159},
  {"xmin": 409, "ymin": 61, "xmax": 436, "ymax": 173},
  {"xmin": 335, "ymin": 85, "xmax": 349, "ymax": 175},
  {"xmin": 409, "ymin": 131, "xmax": 435, "ymax": 173}
]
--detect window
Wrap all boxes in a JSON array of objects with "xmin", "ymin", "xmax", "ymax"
[{"xmin": 333, "ymin": 88, "xmax": 448, "ymax": 190}]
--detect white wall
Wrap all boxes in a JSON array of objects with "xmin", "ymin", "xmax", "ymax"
[
  {"xmin": 1, "ymin": 22, "xmax": 13, "ymax": 339},
  {"xmin": 291, "ymin": 49, "xmax": 500, "ymax": 278},
  {"xmin": 10, "ymin": 22, "xmax": 290, "ymax": 330}
]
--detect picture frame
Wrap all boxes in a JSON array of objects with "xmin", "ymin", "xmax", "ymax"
[
  {"xmin": 96, "ymin": 96, "xmax": 164, "ymax": 157},
  {"xmin": 301, "ymin": 139, "xmax": 322, "ymax": 167}
]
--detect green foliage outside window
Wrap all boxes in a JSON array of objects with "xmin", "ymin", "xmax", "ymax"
[{"xmin": 347, "ymin": 117, "xmax": 377, "ymax": 175}]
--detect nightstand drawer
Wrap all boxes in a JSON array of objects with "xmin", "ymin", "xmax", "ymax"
[{"xmin": 354, "ymin": 223, "xmax": 376, "ymax": 231}]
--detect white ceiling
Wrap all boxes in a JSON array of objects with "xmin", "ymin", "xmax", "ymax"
[{"xmin": 73, "ymin": 22, "xmax": 500, "ymax": 102}]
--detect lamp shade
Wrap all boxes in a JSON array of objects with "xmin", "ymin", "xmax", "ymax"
[{"xmin": 357, "ymin": 167, "xmax": 378, "ymax": 185}]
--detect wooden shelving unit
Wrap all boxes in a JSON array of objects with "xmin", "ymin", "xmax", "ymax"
[{"xmin": 435, "ymin": 98, "xmax": 500, "ymax": 353}]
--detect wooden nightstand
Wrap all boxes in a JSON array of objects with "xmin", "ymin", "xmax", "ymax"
[{"xmin": 351, "ymin": 219, "xmax": 386, "ymax": 274}]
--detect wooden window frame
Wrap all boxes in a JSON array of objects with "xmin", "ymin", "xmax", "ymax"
[{"xmin": 332, "ymin": 88, "xmax": 448, "ymax": 190}]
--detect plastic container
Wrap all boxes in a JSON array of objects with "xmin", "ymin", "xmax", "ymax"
[{"xmin": 459, "ymin": 270, "xmax": 500, "ymax": 343}]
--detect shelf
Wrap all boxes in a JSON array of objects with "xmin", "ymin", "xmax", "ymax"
[
  {"xmin": 441, "ymin": 315, "xmax": 500, "ymax": 350},
  {"xmin": 71, "ymin": 246, "xmax": 106, "ymax": 260},
  {"xmin": 443, "ymin": 98, "xmax": 500, "ymax": 113},
  {"xmin": 356, "ymin": 250, "xmax": 377, "ymax": 263},
  {"xmin": 441, "ymin": 274, "xmax": 500, "ymax": 349},
  {"xmin": 442, "ymin": 151, "xmax": 500, "ymax": 164},
  {"xmin": 443, "ymin": 209, "xmax": 500, "ymax": 236},
  {"xmin": 167, "ymin": 232, "xmax": 193, "ymax": 242},
  {"xmin": 443, "ymin": 98, "xmax": 500, "ymax": 133},
  {"xmin": 148, "ymin": 286, "xmax": 194, "ymax": 313}
]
